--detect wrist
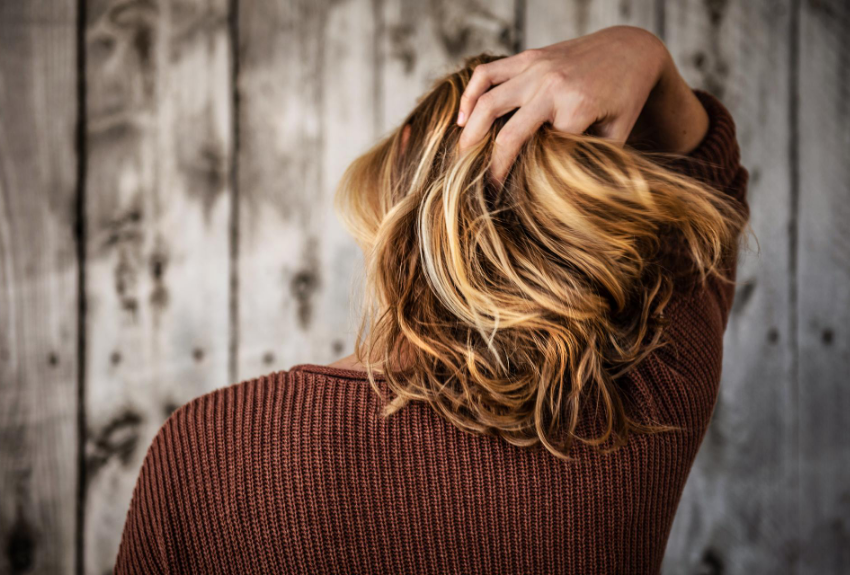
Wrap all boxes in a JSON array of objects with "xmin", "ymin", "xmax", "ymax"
[{"xmin": 629, "ymin": 56, "xmax": 709, "ymax": 155}]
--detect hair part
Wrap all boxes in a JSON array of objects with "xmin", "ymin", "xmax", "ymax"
[{"xmin": 334, "ymin": 53, "xmax": 750, "ymax": 460}]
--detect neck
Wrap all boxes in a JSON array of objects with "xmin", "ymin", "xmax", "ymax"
[
  {"xmin": 328, "ymin": 352, "xmax": 367, "ymax": 372},
  {"xmin": 328, "ymin": 339, "xmax": 414, "ymax": 373}
]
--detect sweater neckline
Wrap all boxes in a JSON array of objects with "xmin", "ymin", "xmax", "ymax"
[{"xmin": 288, "ymin": 363, "xmax": 387, "ymax": 380}]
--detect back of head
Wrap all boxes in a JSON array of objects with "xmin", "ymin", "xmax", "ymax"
[{"xmin": 334, "ymin": 53, "xmax": 748, "ymax": 459}]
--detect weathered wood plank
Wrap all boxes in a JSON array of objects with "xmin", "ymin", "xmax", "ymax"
[
  {"xmin": 379, "ymin": 0, "xmax": 518, "ymax": 134},
  {"xmin": 523, "ymin": 0, "xmax": 661, "ymax": 46},
  {"xmin": 797, "ymin": 0, "xmax": 850, "ymax": 571},
  {"xmin": 236, "ymin": 0, "xmax": 376, "ymax": 380},
  {"xmin": 0, "ymin": 2, "xmax": 79, "ymax": 573},
  {"xmin": 82, "ymin": 0, "xmax": 232, "ymax": 572},
  {"xmin": 235, "ymin": 0, "xmax": 519, "ymax": 381},
  {"xmin": 317, "ymin": 0, "xmax": 381, "ymax": 356},
  {"xmin": 661, "ymin": 1, "xmax": 797, "ymax": 573}
]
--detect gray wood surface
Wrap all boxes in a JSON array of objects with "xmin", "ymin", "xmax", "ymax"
[
  {"xmin": 661, "ymin": 1, "xmax": 799, "ymax": 573},
  {"xmin": 524, "ymin": 0, "xmax": 661, "ymax": 42},
  {"xmin": 0, "ymin": 2, "xmax": 79, "ymax": 573},
  {"xmin": 236, "ymin": 0, "xmax": 364, "ymax": 380},
  {"xmin": 235, "ymin": 0, "xmax": 516, "ymax": 382},
  {"xmin": 81, "ymin": 0, "xmax": 232, "ymax": 572},
  {"xmin": 0, "ymin": 0, "xmax": 848, "ymax": 572},
  {"xmin": 797, "ymin": 0, "xmax": 850, "ymax": 571},
  {"xmin": 378, "ymin": 0, "xmax": 517, "ymax": 133}
]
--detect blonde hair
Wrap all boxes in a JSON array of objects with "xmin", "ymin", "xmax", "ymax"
[{"xmin": 334, "ymin": 53, "xmax": 749, "ymax": 460}]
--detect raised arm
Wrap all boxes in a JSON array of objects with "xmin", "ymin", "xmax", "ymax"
[
  {"xmin": 456, "ymin": 25, "xmax": 712, "ymax": 180},
  {"xmin": 626, "ymin": 41, "xmax": 710, "ymax": 155},
  {"xmin": 456, "ymin": 26, "xmax": 751, "ymax": 333}
]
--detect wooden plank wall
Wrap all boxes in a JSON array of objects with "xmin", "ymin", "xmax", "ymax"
[
  {"xmin": 797, "ymin": 0, "xmax": 850, "ymax": 571},
  {"xmin": 0, "ymin": 2, "xmax": 79, "ymax": 573},
  {"xmin": 81, "ymin": 1, "xmax": 232, "ymax": 572},
  {"xmin": 0, "ymin": 0, "xmax": 847, "ymax": 573},
  {"xmin": 660, "ymin": 1, "xmax": 798, "ymax": 573}
]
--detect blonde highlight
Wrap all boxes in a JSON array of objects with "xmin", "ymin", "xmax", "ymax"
[{"xmin": 334, "ymin": 53, "xmax": 750, "ymax": 460}]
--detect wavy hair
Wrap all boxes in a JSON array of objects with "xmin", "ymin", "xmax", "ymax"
[{"xmin": 334, "ymin": 53, "xmax": 750, "ymax": 460}]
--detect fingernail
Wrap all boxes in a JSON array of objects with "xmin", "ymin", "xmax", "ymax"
[{"xmin": 457, "ymin": 111, "xmax": 465, "ymax": 125}]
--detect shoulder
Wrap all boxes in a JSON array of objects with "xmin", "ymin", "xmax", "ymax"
[
  {"xmin": 123, "ymin": 368, "xmax": 297, "ymax": 496},
  {"xmin": 132, "ymin": 365, "xmax": 383, "ymax": 485},
  {"xmin": 144, "ymin": 370, "xmax": 288, "ymax": 480},
  {"xmin": 114, "ymin": 368, "xmax": 386, "ymax": 572},
  {"xmin": 114, "ymin": 371, "xmax": 290, "ymax": 572}
]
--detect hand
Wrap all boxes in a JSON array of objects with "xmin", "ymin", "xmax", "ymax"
[{"xmin": 456, "ymin": 25, "xmax": 705, "ymax": 183}]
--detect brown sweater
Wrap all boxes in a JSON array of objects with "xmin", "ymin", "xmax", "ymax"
[{"xmin": 115, "ymin": 89, "xmax": 749, "ymax": 575}]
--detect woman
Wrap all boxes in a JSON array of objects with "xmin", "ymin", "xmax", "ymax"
[{"xmin": 116, "ymin": 26, "xmax": 750, "ymax": 574}]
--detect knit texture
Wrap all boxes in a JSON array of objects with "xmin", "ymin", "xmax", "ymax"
[{"xmin": 115, "ymin": 89, "xmax": 750, "ymax": 575}]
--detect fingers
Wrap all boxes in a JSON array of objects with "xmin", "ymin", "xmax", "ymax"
[
  {"xmin": 489, "ymin": 96, "xmax": 551, "ymax": 183},
  {"xmin": 550, "ymin": 89, "xmax": 600, "ymax": 136},
  {"xmin": 591, "ymin": 115, "xmax": 635, "ymax": 147},
  {"xmin": 458, "ymin": 76, "xmax": 535, "ymax": 150},
  {"xmin": 457, "ymin": 54, "xmax": 532, "ymax": 127}
]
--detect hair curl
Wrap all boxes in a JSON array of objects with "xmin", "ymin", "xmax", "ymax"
[{"xmin": 334, "ymin": 53, "xmax": 750, "ymax": 460}]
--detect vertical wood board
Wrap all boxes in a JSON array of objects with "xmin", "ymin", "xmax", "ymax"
[
  {"xmin": 379, "ymin": 0, "xmax": 518, "ymax": 135},
  {"xmin": 82, "ymin": 0, "xmax": 232, "ymax": 571},
  {"xmin": 797, "ymin": 0, "xmax": 850, "ymax": 571},
  {"xmin": 523, "ymin": 0, "xmax": 661, "ymax": 47},
  {"xmin": 0, "ymin": 2, "xmax": 79, "ymax": 573},
  {"xmin": 236, "ymin": 0, "xmax": 377, "ymax": 381},
  {"xmin": 661, "ymin": 1, "xmax": 797, "ymax": 572}
]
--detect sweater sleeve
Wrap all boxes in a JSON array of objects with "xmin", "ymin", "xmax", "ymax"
[
  {"xmin": 633, "ymin": 89, "xmax": 751, "ymax": 431},
  {"xmin": 659, "ymin": 88, "xmax": 750, "ymax": 213},
  {"xmin": 652, "ymin": 88, "xmax": 751, "ymax": 324},
  {"xmin": 114, "ymin": 377, "xmax": 273, "ymax": 574},
  {"xmin": 644, "ymin": 88, "xmax": 750, "ymax": 400}
]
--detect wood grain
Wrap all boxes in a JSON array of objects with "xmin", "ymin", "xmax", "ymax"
[
  {"xmin": 523, "ymin": 0, "xmax": 661, "ymax": 45},
  {"xmin": 235, "ymin": 0, "xmax": 516, "ymax": 380},
  {"xmin": 379, "ymin": 0, "xmax": 517, "ymax": 133},
  {"xmin": 797, "ymin": 0, "xmax": 850, "ymax": 571},
  {"xmin": 81, "ymin": 0, "xmax": 232, "ymax": 572},
  {"xmin": 0, "ymin": 2, "xmax": 79, "ymax": 573},
  {"xmin": 235, "ymin": 0, "xmax": 375, "ymax": 380},
  {"xmin": 660, "ymin": 1, "xmax": 798, "ymax": 573}
]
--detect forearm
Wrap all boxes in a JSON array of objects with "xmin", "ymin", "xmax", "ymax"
[{"xmin": 627, "ymin": 48, "xmax": 710, "ymax": 155}]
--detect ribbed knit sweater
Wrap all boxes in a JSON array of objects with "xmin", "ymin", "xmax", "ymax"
[{"xmin": 115, "ymin": 89, "xmax": 750, "ymax": 574}]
